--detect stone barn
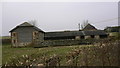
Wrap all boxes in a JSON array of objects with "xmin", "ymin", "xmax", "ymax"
[
  {"xmin": 10, "ymin": 22, "xmax": 44, "ymax": 47},
  {"xmin": 10, "ymin": 22, "xmax": 108, "ymax": 47},
  {"xmin": 82, "ymin": 23, "xmax": 98, "ymax": 31},
  {"xmin": 45, "ymin": 24, "xmax": 108, "ymax": 40},
  {"xmin": 45, "ymin": 30, "xmax": 108, "ymax": 40}
]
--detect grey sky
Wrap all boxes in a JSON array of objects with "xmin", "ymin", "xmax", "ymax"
[{"xmin": 2, "ymin": 2, "xmax": 118, "ymax": 36}]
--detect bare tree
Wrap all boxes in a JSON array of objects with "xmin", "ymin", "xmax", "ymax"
[
  {"xmin": 81, "ymin": 20, "xmax": 89, "ymax": 30},
  {"xmin": 28, "ymin": 20, "xmax": 38, "ymax": 27},
  {"xmin": 78, "ymin": 23, "xmax": 80, "ymax": 31}
]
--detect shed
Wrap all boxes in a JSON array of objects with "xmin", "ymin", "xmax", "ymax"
[
  {"xmin": 45, "ymin": 30, "xmax": 108, "ymax": 40},
  {"xmin": 10, "ymin": 22, "xmax": 44, "ymax": 47}
]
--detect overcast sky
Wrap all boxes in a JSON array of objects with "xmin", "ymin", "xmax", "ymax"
[{"xmin": 2, "ymin": 2, "xmax": 118, "ymax": 36}]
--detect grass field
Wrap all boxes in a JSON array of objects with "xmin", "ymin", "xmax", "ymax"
[
  {"xmin": 2, "ymin": 44, "xmax": 92, "ymax": 65},
  {"xmin": 0, "ymin": 36, "xmax": 10, "ymax": 39},
  {"xmin": 0, "ymin": 45, "xmax": 2, "ymax": 66},
  {"xmin": 2, "ymin": 40, "xmax": 119, "ymax": 66}
]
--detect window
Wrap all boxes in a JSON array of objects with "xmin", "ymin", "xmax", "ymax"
[
  {"xmin": 13, "ymin": 40, "xmax": 16, "ymax": 44},
  {"xmin": 99, "ymin": 35, "xmax": 107, "ymax": 38},
  {"xmin": 91, "ymin": 35, "xmax": 95, "ymax": 38},
  {"xmin": 81, "ymin": 36, "xmax": 85, "ymax": 39},
  {"xmin": 12, "ymin": 32, "xmax": 17, "ymax": 37},
  {"xmin": 12, "ymin": 39, "xmax": 17, "ymax": 44},
  {"xmin": 13, "ymin": 33, "xmax": 16, "ymax": 36},
  {"xmin": 33, "ymin": 31, "xmax": 38, "ymax": 36},
  {"xmin": 33, "ymin": 31, "xmax": 39, "ymax": 40}
]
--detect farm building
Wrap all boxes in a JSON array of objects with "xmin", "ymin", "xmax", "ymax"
[
  {"xmin": 104, "ymin": 26, "xmax": 120, "ymax": 33},
  {"xmin": 82, "ymin": 23, "xmax": 97, "ymax": 31},
  {"xmin": 104, "ymin": 26, "xmax": 120, "ymax": 37},
  {"xmin": 45, "ymin": 30, "xmax": 108, "ymax": 40},
  {"xmin": 10, "ymin": 22, "xmax": 44, "ymax": 47},
  {"xmin": 45, "ymin": 23, "xmax": 108, "ymax": 40},
  {"xmin": 10, "ymin": 22, "xmax": 108, "ymax": 47}
]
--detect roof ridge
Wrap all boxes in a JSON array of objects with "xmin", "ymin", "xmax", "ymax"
[
  {"xmin": 83, "ymin": 23, "xmax": 97, "ymax": 30},
  {"xmin": 18, "ymin": 22, "xmax": 33, "ymax": 27},
  {"xmin": 10, "ymin": 22, "xmax": 44, "ymax": 32}
]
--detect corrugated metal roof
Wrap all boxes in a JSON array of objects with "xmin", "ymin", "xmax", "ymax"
[{"xmin": 45, "ymin": 30, "xmax": 107, "ymax": 37}]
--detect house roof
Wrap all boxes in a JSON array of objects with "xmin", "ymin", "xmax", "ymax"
[
  {"xmin": 18, "ymin": 22, "xmax": 34, "ymax": 27},
  {"xmin": 10, "ymin": 22, "xmax": 44, "ymax": 33},
  {"xmin": 45, "ymin": 30, "xmax": 107, "ymax": 38},
  {"xmin": 33, "ymin": 26, "xmax": 44, "ymax": 33},
  {"xmin": 104, "ymin": 26, "xmax": 120, "ymax": 32},
  {"xmin": 82, "ymin": 24, "xmax": 97, "ymax": 30}
]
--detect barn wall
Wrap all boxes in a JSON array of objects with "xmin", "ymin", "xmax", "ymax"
[
  {"xmin": 38, "ymin": 32, "xmax": 44, "ymax": 41},
  {"xmin": 13, "ymin": 27, "xmax": 34, "ymax": 43},
  {"xmin": 95, "ymin": 35, "xmax": 100, "ymax": 39},
  {"xmin": 11, "ymin": 27, "xmax": 44, "ymax": 46},
  {"xmin": 75, "ymin": 36, "xmax": 80, "ymax": 40},
  {"xmin": 85, "ymin": 36, "xmax": 91, "ymax": 39},
  {"xmin": 44, "ymin": 36, "xmax": 75, "ymax": 40}
]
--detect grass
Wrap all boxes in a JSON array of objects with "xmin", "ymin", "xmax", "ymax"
[
  {"xmin": 0, "ymin": 45, "xmax": 2, "ymax": 66},
  {"xmin": 2, "ymin": 39, "xmax": 119, "ymax": 66},
  {"xmin": 110, "ymin": 32, "xmax": 120, "ymax": 37},
  {"xmin": 2, "ymin": 44, "xmax": 39, "ymax": 64},
  {"xmin": 2, "ymin": 44, "xmax": 91, "ymax": 65},
  {"xmin": 0, "ymin": 36, "xmax": 10, "ymax": 39}
]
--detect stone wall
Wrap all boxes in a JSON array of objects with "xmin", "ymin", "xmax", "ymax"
[
  {"xmin": 85, "ymin": 36, "xmax": 91, "ymax": 39},
  {"xmin": 34, "ymin": 39, "xmax": 100, "ymax": 48},
  {"xmin": 95, "ymin": 35, "xmax": 100, "ymax": 39},
  {"xmin": 2, "ymin": 39, "xmax": 11, "ymax": 45}
]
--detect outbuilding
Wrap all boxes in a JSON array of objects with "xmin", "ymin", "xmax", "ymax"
[{"xmin": 10, "ymin": 22, "xmax": 44, "ymax": 47}]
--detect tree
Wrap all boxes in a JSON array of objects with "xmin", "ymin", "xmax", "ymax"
[
  {"xmin": 78, "ymin": 23, "xmax": 80, "ymax": 31},
  {"xmin": 28, "ymin": 20, "xmax": 38, "ymax": 27},
  {"xmin": 81, "ymin": 20, "xmax": 89, "ymax": 30}
]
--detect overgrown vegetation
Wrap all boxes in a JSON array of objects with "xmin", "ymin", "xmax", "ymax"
[
  {"xmin": 1, "ymin": 36, "xmax": 11, "ymax": 45},
  {"xmin": 2, "ymin": 39, "xmax": 119, "ymax": 67}
]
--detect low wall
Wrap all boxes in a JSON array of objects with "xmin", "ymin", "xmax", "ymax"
[
  {"xmin": 2, "ymin": 39, "xmax": 11, "ymax": 45},
  {"xmin": 34, "ymin": 39, "xmax": 100, "ymax": 47}
]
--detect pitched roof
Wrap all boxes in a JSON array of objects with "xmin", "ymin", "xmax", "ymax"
[
  {"xmin": 45, "ymin": 30, "xmax": 107, "ymax": 38},
  {"xmin": 104, "ymin": 26, "xmax": 120, "ymax": 32},
  {"xmin": 18, "ymin": 22, "xmax": 33, "ymax": 27},
  {"xmin": 82, "ymin": 24, "xmax": 97, "ymax": 30},
  {"xmin": 10, "ymin": 22, "xmax": 44, "ymax": 32},
  {"xmin": 33, "ymin": 26, "xmax": 44, "ymax": 32}
]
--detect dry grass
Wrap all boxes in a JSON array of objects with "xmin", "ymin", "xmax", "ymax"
[{"xmin": 2, "ymin": 39, "xmax": 119, "ymax": 67}]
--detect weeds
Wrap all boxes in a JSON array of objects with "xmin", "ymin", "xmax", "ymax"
[{"xmin": 2, "ymin": 39, "xmax": 119, "ymax": 67}]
